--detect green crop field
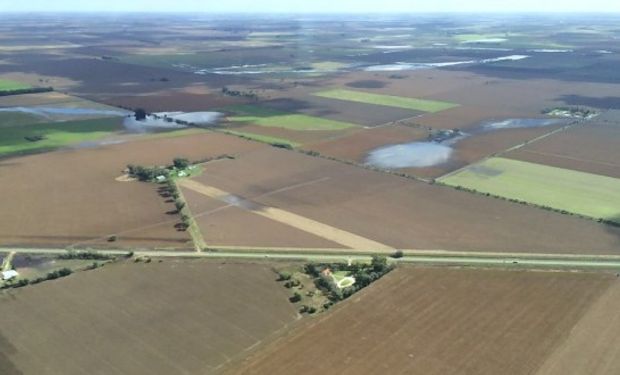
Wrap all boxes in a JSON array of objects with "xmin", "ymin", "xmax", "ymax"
[
  {"xmin": 222, "ymin": 130, "xmax": 300, "ymax": 148},
  {"xmin": 225, "ymin": 104, "xmax": 357, "ymax": 131},
  {"xmin": 314, "ymin": 89, "xmax": 459, "ymax": 113},
  {"xmin": 0, "ymin": 117, "xmax": 122, "ymax": 156},
  {"xmin": 439, "ymin": 157, "xmax": 620, "ymax": 221},
  {"xmin": 0, "ymin": 112, "xmax": 45, "ymax": 128},
  {"xmin": 0, "ymin": 79, "xmax": 31, "ymax": 92}
]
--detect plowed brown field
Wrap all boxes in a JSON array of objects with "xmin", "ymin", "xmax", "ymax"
[
  {"xmin": 0, "ymin": 260, "xmax": 299, "ymax": 375},
  {"xmin": 506, "ymin": 121, "xmax": 620, "ymax": 178},
  {"xmin": 0, "ymin": 131, "xmax": 264, "ymax": 248},
  {"xmin": 227, "ymin": 267, "xmax": 615, "ymax": 375},
  {"xmin": 184, "ymin": 146, "xmax": 620, "ymax": 253}
]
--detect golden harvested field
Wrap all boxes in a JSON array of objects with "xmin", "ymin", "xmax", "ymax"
[
  {"xmin": 0, "ymin": 260, "xmax": 299, "ymax": 375},
  {"xmin": 228, "ymin": 267, "xmax": 616, "ymax": 375}
]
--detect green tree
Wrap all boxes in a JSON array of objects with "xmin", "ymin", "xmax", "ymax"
[
  {"xmin": 371, "ymin": 255, "xmax": 388, "ymax": 273},
  {"xmin": 134, "ymin": 108, "xmax": 147, "ymax": 121},
  {"xmin": 173, "ymin": 157, "xmax": 190, "ymax": 169}
]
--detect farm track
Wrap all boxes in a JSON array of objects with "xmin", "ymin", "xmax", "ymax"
[{"xmin": 2, "ymin": 247, "xmax": 620, "ymax": 270}]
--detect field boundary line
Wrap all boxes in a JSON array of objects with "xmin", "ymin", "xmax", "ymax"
[
  {"xmin": 178, "ymin": 179, "xmax": 394, "ymax": 251},
  {"xmin": 176, "ymin": 179, "xmax": 207, "ymax": 252}
]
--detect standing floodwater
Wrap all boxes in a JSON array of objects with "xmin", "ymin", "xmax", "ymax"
[
  {"xmin": 481, "ymin": 118, "xmax": 564, "ymax": 130},
  {"xmin": 365, "ymin": 142, "xmax": 454, "ymax": 168},
  {"xmin": 365, "ymin": 117, "xmax": 568, "ymax": 169},
  {"xmin": 122, "ymin": 112, "xmax": 223, "ymax": 133}
]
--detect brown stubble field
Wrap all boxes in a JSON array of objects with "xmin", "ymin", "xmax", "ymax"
[
  {"xmin": 506, "ymin": 120, "xmax": 620, "ymax": 178},
  {"xmin": 535, "ymin": 279, "xmax": 620, "ymax": 375},
  {"xmin": 267, "ymin": 69, "xmax": 620, "ymax": 179},
  {"xmin": 260, "ymin": 96, "xmax": 421, "ymax": 127},
  {"xmin": 184, "ymin": 146, "xmax": 620, "ymax": 253},
  {"xmin": 180, "ymin": 187, "xmax": 347, "ymax": 249},
  {"xmin": 399, "ymin": 123, "xmax": 567, "ymax": 179},
  {"xmin": 0, "ymin": 131, "xmax": 264, "ymax": 249},
  {"xmin": 98, "ymin": 91, "xmax": 245, "ymax": 112},
  {"xmin": 0, "ymin": 260, "xmax": 299, "ymax": 375},
  {"xmin": 304, "ymin": 124, "xmax": 430, "ymax": 162},
  {"xmin": 227, "ymin": 267, "xmax": 616, "ymax": 375}
]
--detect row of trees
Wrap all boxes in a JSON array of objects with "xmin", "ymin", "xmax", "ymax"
[
  {"xmin": 2, "ymin": 268, "xmax": 73, "ymax": 290},
  {"xmin": 221, "ymin": 86, "xmax": 259, "ymax": 100},
  {"xmin": 0, "ymin": 86, "xmax": 53, "ymax": 97}
]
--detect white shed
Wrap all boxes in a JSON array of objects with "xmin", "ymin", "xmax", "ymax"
[{"xmin": 1, "ymin": 270, "xmax": 19, "ymax": 281}]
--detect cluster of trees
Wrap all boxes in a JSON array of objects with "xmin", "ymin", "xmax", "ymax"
[
  {"xmin": 221, "ymin": 86, "xmax": 258, "ymax": 100},
  {"xmin": 0, "ymin": 86, "xmax": 53, "ymax": 97},
  {"xmin": 305, "ymin": 256, "xmax": 395, "ymax": 302},
  {"xmin": 127, "ymin": 164, "xmax": 170, "ymax": 182},
  {"xmin": 24, "ymin": 134, "xmax": 46, "ymax": 143},
  {"xmin": 173, "ymin": 157, "xmax": 190, "ymax": 169},
  {"xmin": 127, "ymin": 157, "xmax": 192, "ymax": 182},
  {"xmin": 134, "ymin": 108, "xmax": 147, "ymax": 121},
  {"xmin": 58, "ymin": 250, "xmax": 113, "ymax": 261},
  {"xmin": 3, "ymin": 268, "xmax": 73, "ymax": 290}
]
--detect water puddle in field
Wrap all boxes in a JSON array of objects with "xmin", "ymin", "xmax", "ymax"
[
  {"xmin": 366, "ymin": 142, "xmax": 454, "ymax": 168},
  {"xmin": 480, "ymin": 118, "xmax": 565, "ymax": 130},
  {"xmin": 122, "ymin": 111, "xmax": 222, "ymax": 133},
  {"xmin": 365, "ymin": 117, "xmax": 568, "ymax": 169},
  {"xmin": 364, "ymin": 54, "xmax": 529, "ymax": 72},
  {"xmin": 0, "ymin": 106, "xmax": 128, "ymax": 119}
]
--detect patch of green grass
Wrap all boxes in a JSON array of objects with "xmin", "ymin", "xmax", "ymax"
[
  {"xmin": 0, "ymin": 117, "xmax": 122, "ymax": 156},
  {"xmin": 225, "ymin": 104, "xmax": 357, "ymax": 131},
  {"xmin": 314, "ymin": 89, "xmax": 459, "ymax": 113},
  {"xmin": 0, "ymin": 112, "xmax": 44, "ymax": 128},
  {"xmin": 0, "ymin": 79, "xmax": 31, "ymax": 92},
  {"xmin": 222, "ymin": 130, "xmax": 300, "ymax": 147},
  {"xmin": 439, "ymin": 157, "xmax": 620, "ymax": 221}
]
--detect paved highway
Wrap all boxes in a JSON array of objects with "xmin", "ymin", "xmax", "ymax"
[{"xmin": 2, "ymin": 247, "xmax": 620, "ymax": 270}]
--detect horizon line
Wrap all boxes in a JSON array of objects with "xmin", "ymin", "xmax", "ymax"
[{"xmin": 1, "ymin": 10, "xmax": 619, "ymax": 14}]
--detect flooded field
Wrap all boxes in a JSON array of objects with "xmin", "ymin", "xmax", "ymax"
[
  {"xmin": 366, "ymin": 142, "xmax": 453, "ymax": 168},
  {"xmin": 0, "ymin": 106, "xmax": 128, "ymax": 119},
  {"xmin": 481, "ymin": 118, "xmax": 565, "ymax": 130},
  {"xmin": 365, "ymin": 117, "xmax": 565, "ymax": 169},
  {"xmin": 122, "ymin": 111, "xmax": 222, "ymax": 132},
  {"xmin": 364, "ymin": 55, "xmax": 529, "ymax": 72}
]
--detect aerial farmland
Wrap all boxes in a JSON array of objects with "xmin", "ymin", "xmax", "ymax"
[{"xmin": 0, "ymin": 8, "xmax": 619, "ymax": 375}]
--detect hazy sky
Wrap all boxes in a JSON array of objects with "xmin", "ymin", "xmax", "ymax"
[{"xmin": 1, "ymin": 0, "xmax": 618, "ymax": 13}]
